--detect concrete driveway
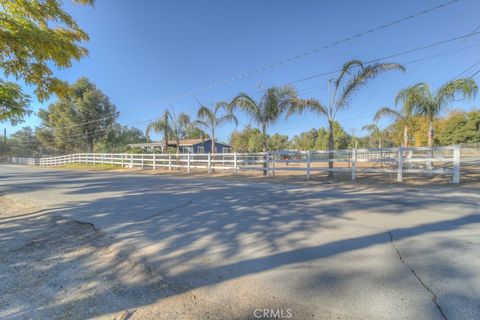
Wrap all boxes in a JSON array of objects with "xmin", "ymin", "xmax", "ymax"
[{"xmin": 0, "ymin": 164, "xmax": 479, "ymax": 319}]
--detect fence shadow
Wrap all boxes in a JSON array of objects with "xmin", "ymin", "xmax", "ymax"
[{"xmin": 1, "ymin": 166, "xmax": 479, "ymax": 319}]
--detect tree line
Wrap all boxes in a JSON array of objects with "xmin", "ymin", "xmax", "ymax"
[
  {"xmin": 3, "ymin": 72, "xmax": 479, "ymax": 159},
  {"xmin": 1, "ymin": 1, "xmax": 479, "ymax": 160}
]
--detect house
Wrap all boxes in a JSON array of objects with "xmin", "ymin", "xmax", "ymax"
[{"xmin": 127, "ymin": 138, "xmax": 232, "ymax": 154}]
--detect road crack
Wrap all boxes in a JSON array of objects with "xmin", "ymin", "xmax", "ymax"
[
  {"xmin": 387, "ymin": 230, "xmax": 448, "ymax": 320},
  {"xmin": 139, "ymin": 200, "xmax": 193, "ymax": 221}
]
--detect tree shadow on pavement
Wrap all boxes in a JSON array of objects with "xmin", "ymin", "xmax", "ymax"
[{"xmin": 1, "ymin": 167, "xmax": 480, "ymax": 319}]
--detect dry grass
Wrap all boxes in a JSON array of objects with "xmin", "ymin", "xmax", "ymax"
[
  {"xmin": 55, "ymin": 163, "xmax": 122, "ymax": 171},
  {"xmin": 43, "ymin": 158, "xmax": 480, "ymax": 188}
]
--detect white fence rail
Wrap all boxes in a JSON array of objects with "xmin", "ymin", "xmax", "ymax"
[{"xmin": 9, "ymin": 145, "xmax": 462, "ymax": 183}]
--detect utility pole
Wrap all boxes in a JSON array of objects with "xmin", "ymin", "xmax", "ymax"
[{"xmin": 351, "ymin": 128, "xmax": 357, "ymax": 148}]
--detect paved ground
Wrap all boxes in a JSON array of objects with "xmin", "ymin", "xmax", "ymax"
[{"xmin": 0, "ymin": 164, "xmax": 479, "ymax": 319}]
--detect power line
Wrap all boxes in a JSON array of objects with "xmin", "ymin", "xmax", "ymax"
[
  {"xmin": 30, "ymin": 0, "xmax": 460, "ymax": 132},
  {"xmin": 145, "ymin": 0, "xmax": 460, "ymax": 106},
  {"xmin": 469, "ymin": 67, "xmax": 480, "ymax": 79},
  {"xmin": 15, "ymin": 29, "xmax": 480, "ymax": 147},
  {"xmin": 454, "ymin": 59, "xmax": 480, "ymax": 79}
]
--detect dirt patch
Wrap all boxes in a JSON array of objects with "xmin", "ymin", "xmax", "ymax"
[{"xmin": 0, "ymin": 195, "xmax": 39, "ymax": 217}]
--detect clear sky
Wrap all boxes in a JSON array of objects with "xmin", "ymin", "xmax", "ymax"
[{"xmin": 5, "ymin": 0, "xmax": 480, "ymax": 142}]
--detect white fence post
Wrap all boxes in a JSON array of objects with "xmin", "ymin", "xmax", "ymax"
[
  {"xmin": 397, "ymin": 146, "xmax": 403, "ymax": 182},
  {"xmin": 187, "ymin": 153, "xmax": 191, "ymax": 173},
  {"xmin": 153, "ymin": 153, "xmax": 156, "ymax": 170},
  {"xmin": 101, "ymin": 153, "xmax": 104, "ymax": 165},
  {"xmin": 168, "ymin": 153, "xmax": 172, "ymax": 171},
  {"xmin": 306, "ymin": 150, "xmax": 311, "ymax": 179},
  {"xmin": 130, "ymin": 154, "xmax": 133, "ymax": 168},
  {"xmin": 121, "ymin": 153, "xmax": 124, "ymax": 167},
  {"xmin": 452, "ymin": 144, "xmax": 460, "ymax": 184},
  {"xmin": 234, "ymin": 152, "xmax": 238, "ymax": 173},
  {"xmin": 351, "ymin": 148, "xmax": 356, "ymax": 180},
  {"xmin": 208, "ymin": 153, "xmax": 211, "ymax": 174},
  {"xmin": 272, "ymin": 151, "xmax": 276, "ymax": 176},
  {"xmin": 141, "ymin": 154, "xmax": 144, "ymax": 169}
]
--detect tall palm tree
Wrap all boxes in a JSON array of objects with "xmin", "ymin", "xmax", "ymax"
[
  {"xmin": 361, "ymin": 123, "xmax": 382, "ymax": 148},
  {"xmin": 146, "ymin": 108, "xmax": 190, "ymax": 153},
  {"xmin": 288, "ymin": 59, "xmax": 405, "ymax": 177},
  {"xmin": 396, "ymin": 79, "xmax": 477, "ymax": 147},
  {"xmin": 374, "ymin": 104, "xmax": 414, "ymax": 147},
  {"xmin": 230, "ymin": 85, "xmax": 297, "ymax": 153},
  {"xmin": 146, "ymin": 109, "xmax": 172, "ymax": 152},
  {"xmin": 195, "ymin": 101, "xmax": 238, "ymax": 154},
  {"xmin": 230, "ymin": 86, "xmax": 297, "ymax": 175}
]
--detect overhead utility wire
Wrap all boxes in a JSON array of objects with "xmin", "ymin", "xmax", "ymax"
[
  {"xmin": 43, "ymin": 0, "xmax": 461, "ymax": 132},
  {"xmin": 17, "ymin": 32, "xmax": 480, "ymax": 147}
]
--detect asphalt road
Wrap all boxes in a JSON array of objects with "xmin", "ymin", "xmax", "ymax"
[{"xmin": 1, "ymin": 164, "xmax": 479, "ymax": 319}]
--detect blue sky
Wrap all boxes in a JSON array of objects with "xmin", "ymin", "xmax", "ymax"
[{"xmin": 5, "ymin": 0, "xmax": 480, "ymax": 142}]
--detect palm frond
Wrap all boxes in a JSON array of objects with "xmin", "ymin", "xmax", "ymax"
[
  {"xmin": 217, "ymin": 113, "xmax": 238, "ymax": 127},
  {"xmin": 336, "ymin": 62, "xmax": 405, "ymax": 113},
  {"xmin": 396, "ymin": 83, "xmax": 435, "ymax": 118},
  {"xmin": 435, "ymin": 78, "xmax": 478, "ymax": 110},
  {"xmin": 361, "ymin": 123, "xmax": 379, "ymax": 134},
  {"xmin": 194, "ymin": 120, "xmax": 211, "ymax": 130},
  {"xmin": 373, "ymin": 107, "xmax": 405, "ymax": 123},
  {"xmin": 197, "ymin": 105, "xmax": 215, "ymax": 124},
  {"xmin": 230, "ymin": 93, "xmax": 262, "ymax": 123},
  {"xmin": 287, "ymin": 98, "xmax": 326, "ymax": 118},
  {"xmin": 145, "ymin": 118, "xmax": 169, "ymax": 140}
]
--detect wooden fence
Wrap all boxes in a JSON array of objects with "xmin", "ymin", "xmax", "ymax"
[{"xmin": 9, "ymin": 145, "xmax": 461, "ymax": 183}]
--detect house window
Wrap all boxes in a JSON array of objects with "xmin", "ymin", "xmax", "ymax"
[
  {"xmin": 197, "ymin": 146, "xmax": 205, "ymax": 154},
  {"xmin": 222, "ymin": 147, "xmax": 232, "ymax": 153}
]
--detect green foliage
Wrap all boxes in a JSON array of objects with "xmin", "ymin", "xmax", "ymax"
[
  {"xmin": 196, "ymin": 101, "xmax": 237, "ymax": 153},
  {"xmin": 230, "ymin": 125, "xmax": 264, "ymax": 153},
  {"xmin": 230, "ymin": 86, "xmax": 297, "ymax": 151},
  {"xmin": 289, "ymin": 59, "xmax": 404, "ymax": 159},
  {"xmin": 437, "ymin": 110, "xmax": 480, "ymax": 145},
  {"xmin": 146, "ymin": 109, "xmax": 208, "ymax": 145},
  {"xmin": 0, "ymin": 80, "xmax": 31, "ymax": 124},
  {"xmin": 395, "ymin": 79, "xmax": 478, "ymax": 146},
  {"xmin": 361, "ymin": 124, "xmax": 383, "ymax": 148},
  {"xmin": 94, "ymin": 124, "xmax": 147, "ymax": 152},
  {"xmin": 8, "ymin": 126, "xmax": 41, "ymax": 157},
  {"xmin": 290, "ymin": 129, "xmax": 317, "ymax": 150},
  {"xmin": 36, "ymin": 77, "xmax": 118, "ymax": 153},
  {"xmin": 0, "ymin": 0, "xmax": 93, "ymax": 101},
  {"xmin": 290, "ymin": 121, "xmax": 351, "ymax": 150},
  {"xmin": 268, "ymin": 133, "xmax": 289, "ymax": 151},
  {"xmin": 125, "ymin": 147, "xmax": 146, "ymax": 154}
]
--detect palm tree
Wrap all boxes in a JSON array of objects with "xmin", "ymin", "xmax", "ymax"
[
  {"xmin": 374, "ymin": 104, "xmax": 414, "ymax": 147},
  {"xmin": 230, "ymin": 86, "xmax": 297, "ymax": 175},
  {"xmin": 361, "ymin": 123, "xmax": 382, "ymax": 148},
  {"xmin": 146, "ymin": 109, "xmax": 173, "ymax": 152},
  {"xmin": 396, "ymin": 79, "xmax": 477, "ymax": 147},
  {"xmin": 288, "ymin": 59, "xmax": 405, "ymax": 177},
  {"xmin": 195, "ymin": 101, "xmax": 238, "ymax": 154},
  {"xmin": 146, "ymin": 108, "xmax": 191, "ymax": 153},
  {"xmin": 230, "ymin": 85, "xmax": 297, "ymax": 153}
]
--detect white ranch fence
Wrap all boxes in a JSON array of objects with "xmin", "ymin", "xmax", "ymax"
[{"xmin": 9, "ymin": 145, "xmax": 462, "ymax": 183}]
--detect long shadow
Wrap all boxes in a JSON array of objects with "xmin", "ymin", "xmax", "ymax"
[{"xmin": 1, "ymin": 165, "xmax": 480, "ymax": 318}]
